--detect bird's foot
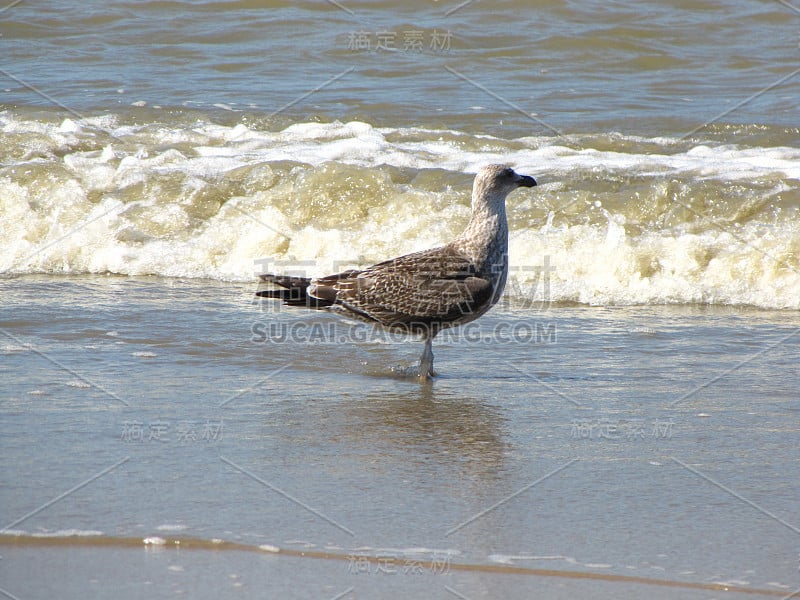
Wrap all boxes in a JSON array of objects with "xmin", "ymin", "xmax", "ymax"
[
  {"xmin": 417, "ymin": 337, "xmax": 436, "ymax": 382},
  {"xmin": 418, "ymin": 365, "xmax": 437, "ymax": 382}
]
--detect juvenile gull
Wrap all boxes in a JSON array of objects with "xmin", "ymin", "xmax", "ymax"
[{"xmin": 257, "ymin": 164, "xmax": 537, "ymax": 380}]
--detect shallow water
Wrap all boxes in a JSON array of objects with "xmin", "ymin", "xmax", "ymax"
[{"xmin": 1, "ymin": 276, "xmax": 798, "ymax": 598}]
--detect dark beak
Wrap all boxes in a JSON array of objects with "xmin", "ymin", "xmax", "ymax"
[{"xmin": 517, "ymin": 174, "xmax": 537, "ymax": 187}]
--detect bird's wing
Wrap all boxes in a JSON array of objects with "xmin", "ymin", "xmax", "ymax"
[{"xmin": 309, "ymin": 246, "xmax": 494, "ymax": 326}]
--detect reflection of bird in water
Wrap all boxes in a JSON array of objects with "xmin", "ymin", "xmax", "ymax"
[
  {"xmin": 257, "ymin": 165, "xmax": 537, "ymax": 381},
  {"xmin": 346, "ymin": 387, "xmax": 508, "ymax": 481}
]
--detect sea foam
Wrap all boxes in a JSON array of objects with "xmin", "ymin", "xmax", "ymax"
[{"xmin": 2, "ymin": 112, "xmax": 798, "ymax": 309}]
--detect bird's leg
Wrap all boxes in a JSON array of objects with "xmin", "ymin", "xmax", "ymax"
[{"xmin": 418, "ymin": 333, "xmax": 437, "ymax": 380}]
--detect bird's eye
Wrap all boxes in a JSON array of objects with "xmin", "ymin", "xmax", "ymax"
[{"xmin": 502, "ymin": 168, "xmax": 514, "ymax": 178}]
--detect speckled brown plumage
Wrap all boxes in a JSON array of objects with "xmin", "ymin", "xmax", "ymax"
[{"xmin": 256, "ymin": 164, "xmax": 537, "ymax": 380}]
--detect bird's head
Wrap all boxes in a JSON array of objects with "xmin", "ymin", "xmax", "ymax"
[{"xmin": 472, "ymin": 164, "xmax": 537, "ymax": 206}]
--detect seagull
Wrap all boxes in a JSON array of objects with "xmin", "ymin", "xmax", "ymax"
[{"xmin": 256, "ymin": 164, "xmax": 537, "ymax": 381}]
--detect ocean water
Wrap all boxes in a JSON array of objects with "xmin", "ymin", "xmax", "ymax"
[
  {"xmin": 2, "ymin": 1, "xmax": 800, "ymax": 598},
  {"xmin": 2, "ymin": 277, "xmax": 799, "ymax": 599}
]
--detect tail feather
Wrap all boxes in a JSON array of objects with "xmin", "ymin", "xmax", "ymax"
[
  {"xmin": 259, "ymin": 274, "xmax": 312, "ymax": 289},
  {"xmin": 256, "ymin": 273, "xmax": 333, "ymax": 308}
]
